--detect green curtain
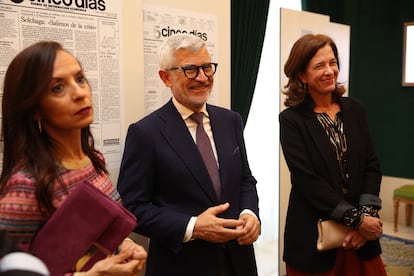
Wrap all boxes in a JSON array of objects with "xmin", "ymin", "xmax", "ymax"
[
  {"xmin": 301, "ymin": 0, "xmax": 345, "ymax": 22},
  {"xmin": 231, "ymin": 0, "xmax": 270, "ymax": 125}
]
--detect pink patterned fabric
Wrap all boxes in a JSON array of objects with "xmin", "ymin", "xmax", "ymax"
[{"xmin": 0, "ymin": 161, "xmax": 120, "ymax": 251}]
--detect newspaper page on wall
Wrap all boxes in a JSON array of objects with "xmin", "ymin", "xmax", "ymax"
[
  {"xmin": 142, "ymin": 4, "xmax": 218, "ymax": 115},
  {"xmin": 0, "ymin": 0, "xmax": 123, "ymax": 170}
]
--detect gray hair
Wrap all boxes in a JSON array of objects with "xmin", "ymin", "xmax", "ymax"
[{"xmin": 158, "ymin": 34, "xmax": 207, "ymax": 69}]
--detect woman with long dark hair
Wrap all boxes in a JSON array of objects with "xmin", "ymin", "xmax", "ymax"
[{"xmin": 0, "ymin": 41, "xmax": 147, "ymax": 275}]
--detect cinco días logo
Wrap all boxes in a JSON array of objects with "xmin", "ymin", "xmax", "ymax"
[{"xmin": 8, "ymin": 0, "xmax": 106, "ymax": 11}]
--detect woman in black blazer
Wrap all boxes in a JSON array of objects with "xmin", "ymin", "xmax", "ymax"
[{"xmin": 280, "ymin": 34, "xmax": 387, "ymax": 275}]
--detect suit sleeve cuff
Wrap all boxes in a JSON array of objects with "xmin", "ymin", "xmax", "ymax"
[
  {"xmin": 183, "ymin": 216, "xmax": 197, "ymax": 243},
  {"xmin": 330, "ymin": 200, "xmax": 356, "ymax": 221},
  {"xmin": 359, "ymin": 193, "xmax": 382, "ymax": 208},
  {"xmin": 240, "ymin": 209, "xmax": 258, "ymax": 220}
]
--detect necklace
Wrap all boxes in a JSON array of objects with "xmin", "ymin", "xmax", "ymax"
[{"xmin": 60, "ymin": 156, "xmax": 91, "ymax": 170}]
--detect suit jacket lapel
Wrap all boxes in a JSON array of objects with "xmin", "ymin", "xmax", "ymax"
[{"xmin": 159, "ymin": 101, "xmax": 218, "ymax": 202}]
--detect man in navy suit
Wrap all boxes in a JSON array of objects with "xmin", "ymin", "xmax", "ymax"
[{"xmin": 117, "ymin": 34, "xmax": 260, "ymax": 276}]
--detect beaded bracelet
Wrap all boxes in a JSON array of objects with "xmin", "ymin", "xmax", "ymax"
[
  {"xmin": 359, "ymin": 205, "xmax": 379, "ymax": 218},
  {"xmin": 343, "ymin": 205, "xmax": 380, "ymax": 229},
  {"xmin": 343, "ymin": 208, "xmax": 363, "ymax": 229}
]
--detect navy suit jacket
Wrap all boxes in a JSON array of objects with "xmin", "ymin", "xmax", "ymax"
[
  {"xmin": 117, "ymin": 99, "xmax": 259, "ymax": 276},
  {"xmin": 280, "ymin": 96, "xmax": 382, "ymax": 272}
]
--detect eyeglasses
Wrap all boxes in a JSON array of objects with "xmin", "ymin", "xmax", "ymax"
[{"xmin": 167, "ymin": 63, "xmax": 218, "ymax": 80}]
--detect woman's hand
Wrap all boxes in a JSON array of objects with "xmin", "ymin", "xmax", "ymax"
[
  {"xmin": 118, "ymin": 238, "xmax": 147, "ymax": 271},
  {"xmin": 358, "ymin": 215, "xmax": 383, "ymax": 240},
  {"xmin": 342, "ymin": 229, "xmax": 367, "ymax": 250},
  {"xmin": 83, "ymin": 238, "xmax": 147, "ymax": 276}
]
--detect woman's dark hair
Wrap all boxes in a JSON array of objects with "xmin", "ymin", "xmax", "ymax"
[
  {"xmin": 282, "ymin": 34, "xmax": 346, "ymax": 107},
  {"xmin": 0, "ymin": 41, "xmax": 107, "ymax": 216}
]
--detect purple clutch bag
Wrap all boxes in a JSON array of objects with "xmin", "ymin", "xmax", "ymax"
[{"xmin": 30, "ymin": 181, "xmax": 137, "ymax": 276}]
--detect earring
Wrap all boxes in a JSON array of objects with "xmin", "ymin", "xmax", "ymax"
[
  {"xmin": 302, "ymin": 82, "xmax": 308, "ymax": 91},
  {"xmin": 37, "ymin": 119, "xmax": 42, "ymax": 133}
]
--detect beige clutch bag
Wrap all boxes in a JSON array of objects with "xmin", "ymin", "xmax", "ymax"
[{"xmin": 317, "ymin": 219, "xmax": 350, "ymax": 251}]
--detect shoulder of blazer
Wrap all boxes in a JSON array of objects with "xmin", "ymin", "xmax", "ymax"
[
  {"xmin": 281, "ymin": 96, "xmax": 364, "ymax": 116},
  {"xmin": 132, "ymin": 99, "xmax": 178, "ymax": 127},
  {"xmin": 206, "ymin": 104, "xmax": 238, "ymax": 116},
  {"xmin": 338, "ymin": 97, "xmax": 368, "ymax": 121},
  {"xmin": 206, "ymin": 104, "xmax": 241, "ymax": 124},
  {"xmin": 339, "ymin": 96, "xmax": 364, "ymax": 110},
  {"xmin": 279, "ymin": 103, "xmax": 313, "ymax": 121}
]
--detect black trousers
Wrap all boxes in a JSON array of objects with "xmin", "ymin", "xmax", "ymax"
[{"xmin": 218, "ymin": 245, "xmax": 236, "ymax": 276}]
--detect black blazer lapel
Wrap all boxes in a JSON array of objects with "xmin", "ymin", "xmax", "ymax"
[{"xmin": 303, "ymin": 111, "xmax": 341, "ymax": 187}]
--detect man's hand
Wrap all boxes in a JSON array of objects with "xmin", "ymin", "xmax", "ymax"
[
  {"xmin": 192, "ymin": 203, "xmax": 246, "ymax": 243},
  {"xmin": 236, "ymin": 213, "xmax": 261, "ymax": 245}
]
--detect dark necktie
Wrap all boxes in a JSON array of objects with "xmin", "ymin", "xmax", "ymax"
[{"xmin": 190, "ymin": 112, "xmax": 221, "ymax": 198}]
